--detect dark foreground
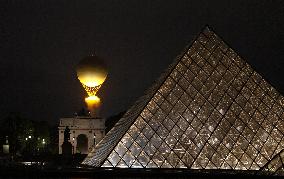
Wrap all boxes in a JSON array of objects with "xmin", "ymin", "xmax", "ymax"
[{"xmin": 0, "ymin": 167, "xmax": 279, "ymax": 179}]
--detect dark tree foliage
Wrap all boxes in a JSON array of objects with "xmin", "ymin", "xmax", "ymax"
[
  {"xmin": 0, "ymin": 113, "xmax": 33, "ymax": 154},
  {"xmin": 0, "ymin": 113, "xmax": 52, "ymax": 156}
]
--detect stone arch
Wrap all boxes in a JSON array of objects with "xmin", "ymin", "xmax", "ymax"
[{"xmin": 76, "ymin": 134, "xmax": 88, "ymax": 154}]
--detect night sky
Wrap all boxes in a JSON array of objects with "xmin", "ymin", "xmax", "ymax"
[{"xmin": 0, "ymin": 1, "xmax": 283, "ymax": 124}]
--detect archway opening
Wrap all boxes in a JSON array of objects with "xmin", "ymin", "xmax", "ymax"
[{"xmin": 76, "ymin": 134, "xmax": 88, "ymax": 154}]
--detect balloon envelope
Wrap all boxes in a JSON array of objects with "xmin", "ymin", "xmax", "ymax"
[{"xmin": 76, "ymin": 55, "xmax": 108, "ymax": 87}]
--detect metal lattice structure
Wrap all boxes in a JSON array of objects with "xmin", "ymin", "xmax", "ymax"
[
  {"xmin": 82, "ymin": 83, "xmax": 102, "ymax": 96},
  {"xmin": 260, "ymin": 149, "xmax": 284, "ymax": 175},
  {"xmin": 82, "ymin": 26, "xmax": 284, "ymax": 172}
]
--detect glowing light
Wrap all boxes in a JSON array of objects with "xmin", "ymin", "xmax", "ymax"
[
  {"xmin": 77, "ymin": 71, "xmax": 106, "ymax": 88},
  {"xmin": 76, "ymin": 55, "xmax": 108, "ymax": 116},
  {"xmin": 76, "ymin": 55, "xmax": 108, "ymax": 96},
  {"xmin": 85, "ymin": 95, "xmax": 101, "ymax": 109},
  {"xmin": 82, "ymin": 83, "xmax": 102, "ymax": 97}
]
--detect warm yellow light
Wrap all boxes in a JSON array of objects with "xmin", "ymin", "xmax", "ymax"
[
  {"xmin": 85, "ymin": 95, "xmax": 100, "ymax": 103},
  {"xmin": 85, "ymin": 95, "xmax": 101, "ymax": 109},
  {"xmin": 76, "ymin": 55, "xmax": 107, "ymax": 117},
  {"xmin": 77, "ymin": 71, "xmax": 107, "ymax": 87},
  {"xmin": 76, "ymin": 55, "xmax": 108, "ymax": 88}
]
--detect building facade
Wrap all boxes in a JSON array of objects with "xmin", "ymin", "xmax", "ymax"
[{"xmin": 58, "ymin": 116, "xmax": 105, "ymax": 154}]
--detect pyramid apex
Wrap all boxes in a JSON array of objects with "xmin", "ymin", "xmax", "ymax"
[{"xmin": 201, "ymin": 25, "xmax": 215, "ymax": 37}]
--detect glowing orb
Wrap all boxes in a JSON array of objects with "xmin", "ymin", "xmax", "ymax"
[
  {"xmin": 85, "ymin": 95, "xmax": 100, "ymax": 105},
  {"xmin": 76, "ymin": 55, "xmax": 108, "ymax": 89},
  {"xmin": 85, "ymin": 95, "xmax": 101, "ymax": 109},
  {"xmin": 76, "ymin": 55, "xmax": 108, "ymax": 116}
]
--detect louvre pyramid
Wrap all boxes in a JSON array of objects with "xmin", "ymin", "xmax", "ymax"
[
  {"xmin": 83, "ymin": 26, "xmax": 284, "ymax": 171},
  {"xmin": 260, "ymin": 149, "xmax": 284, "ymax": 175}
]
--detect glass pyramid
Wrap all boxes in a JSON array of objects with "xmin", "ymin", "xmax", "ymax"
[
  {"xmin": 260, "ymin": 149, "xmax": 284, "ymax": 175},
  {"xmin": 82, "ymin": 26, "xmax": 284, "ymax": 171}
]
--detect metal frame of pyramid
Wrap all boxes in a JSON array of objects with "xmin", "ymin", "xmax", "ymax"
[
  {"xmin": 82, "ymin": 26, "xmax": 284, "ymax": 173},
  {"xmin": 260, "ymin": 149, "xmax": 284, "ymax": 175}
]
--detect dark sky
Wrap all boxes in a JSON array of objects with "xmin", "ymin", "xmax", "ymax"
[{"xmin": 0, "ymin": 0, "xmax": 283, "ymax": 124}]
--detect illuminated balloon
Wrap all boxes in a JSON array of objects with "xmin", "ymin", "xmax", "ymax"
[
  {"xmin": 76, "ymin": 55, "xmax": 108, "ymax": 88},
  {"xmin": 76, "ymin": 55, "xmax": 108, "ymax": 116}
]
